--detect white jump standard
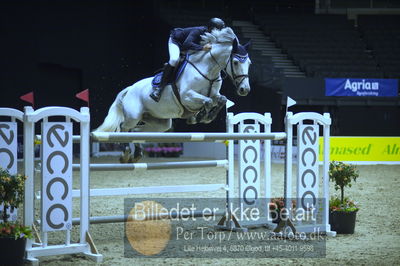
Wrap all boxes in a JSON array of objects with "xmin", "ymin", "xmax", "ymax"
[
  {"xmin": 217, "ymin": 112, "xmax": 335, "ymax": 236},
  {"xmin": 0, "ymin": 105, "xmax": 336, "ymax": 264},
  {"xmin": 23, "ymin": 106, "xmax": 103, "ymax": 264},
  {"xmin": 0, "ymin": 108, "xmax": 24, "ymax": 222},
  {"xmin": 280, "ymin": 112, "xmax": 334, "ymax": 236}
]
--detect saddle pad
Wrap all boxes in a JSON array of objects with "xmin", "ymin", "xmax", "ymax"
[
  {"xmin": 151, "ymin": 72, "xmax": 163, "ymax": 87},
  {"xmin": 151, "ymin": 54, "xmax": 189, "ymax": 87}
]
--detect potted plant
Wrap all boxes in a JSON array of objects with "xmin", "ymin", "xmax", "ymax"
[
  {"xmin": 329, "ymin": 161, "xmax": 360, "ymax": 234},
  {"xmin": 0, "ymin": 168, "xmax": 33, "ymax": 265},
  {"xmin": 269, "ymin": 197, "xmax": 296, "ymax": 224}
]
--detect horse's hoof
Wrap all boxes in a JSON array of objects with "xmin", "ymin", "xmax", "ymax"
[
  {"xmin": 119, "ymin": 149, "xmax": 131, "ymax": 163},
  {"xmin": 119, "ymin": 156, "xmax": 129, "ymax": 163},
  {"xmin": 186, "ymin": 116, "xmax": 197, "ymax": 125},
  {"xmin": 219, "ymin": 96, "xmax": 227, "ymax": 104},
  {"xmin": 204, "ymin": 100, "xmax": 214, "ymax": 111},
  {"xmin": 202, "ymin": 119, "xmax": 212, "ymax": 124},
  {"xmin": 130, "ymin": 155, "xmax": 142, "ymax": 163}
]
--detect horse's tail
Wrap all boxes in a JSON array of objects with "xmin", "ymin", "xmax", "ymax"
[{"xmin": 94, "ymin": 88, "xmax": 128, "ymax": 132}]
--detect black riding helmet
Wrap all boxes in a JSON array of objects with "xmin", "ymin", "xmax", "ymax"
[{"xmin": 208, "ymin": 18, "xmax": 225, "ymax": 31}]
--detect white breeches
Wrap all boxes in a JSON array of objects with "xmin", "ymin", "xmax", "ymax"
[{"xmin": 168, "ymin": 37, "xmax": 180, "ymax": 67}]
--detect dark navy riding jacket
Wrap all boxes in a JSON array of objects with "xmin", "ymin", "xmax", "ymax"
[{"xmin": 170, "ymin": 26, "xmax": 207, "ymax": 51}]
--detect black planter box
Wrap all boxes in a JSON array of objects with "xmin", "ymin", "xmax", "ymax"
[
  {"xmin": 0, "ymin": 237, "xmax": 26, "ymax": 265},
  {"xmin": 329, "ymin": 211, "xmax": 357, "ymax": 234}
]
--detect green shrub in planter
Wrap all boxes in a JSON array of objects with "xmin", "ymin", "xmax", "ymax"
[
  {"xmin": 328, "ymin": 161, "xmax": 360, "ymax": 234},
  {"xmin": 0, "ymin": 168, "xmax": 33, "ymax": 265}
]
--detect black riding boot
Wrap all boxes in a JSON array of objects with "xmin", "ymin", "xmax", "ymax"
[{"xmin": 150, "ymin": 63, "xmax": 175, "ymax": 102}]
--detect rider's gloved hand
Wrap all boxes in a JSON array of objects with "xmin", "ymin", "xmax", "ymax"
[{"xmin": 203, "ymin": 43, "xmax": 212, "ymax": 51}]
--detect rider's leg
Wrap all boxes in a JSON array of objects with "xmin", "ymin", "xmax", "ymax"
[
  {"xmin": 167, "ymin": 37, "xmax": 180, "ymax": 69},
  {"xmin": 160, "ymin": 63, "xmax": 175, "ymax": 88},
  {"xmin": 150, "ymin": 38, "xmax": 179, "ymax": 102}
]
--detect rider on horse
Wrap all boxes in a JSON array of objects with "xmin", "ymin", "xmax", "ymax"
[{"xmin": 149, "ymin": 18, "xmax": 226, "ymax": 102}]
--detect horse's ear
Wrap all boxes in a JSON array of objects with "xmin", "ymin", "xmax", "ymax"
[
  {"xmin": 233, "ymin": 38, "xmax": 238, "ymax": 52},
  {"xmin": 243, "ymin": 40, "xmax": 252, "ymax": 51}
]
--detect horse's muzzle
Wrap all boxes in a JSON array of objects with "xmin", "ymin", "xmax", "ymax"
[{"xmin": 238, "ymin": 87, "xmax": 250, "ymax": 96}]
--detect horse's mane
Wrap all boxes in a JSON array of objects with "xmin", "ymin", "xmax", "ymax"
[
  {"xmin": 200, "ymin": 27, "xmax": 236, "ymax": 45},
  {"xmin": 189, "ymin": 27, "xmax": 236, "ymax": 63}
]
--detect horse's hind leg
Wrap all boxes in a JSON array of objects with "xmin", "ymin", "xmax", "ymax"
[
  {"xmin": 133, "ymin": 117, "xmax": 172, "ymax": 135},
  {"xmin": 125, "ymin": 115, "xmax": 172, "ymax": 162},
  {"xmin": 127, "ymin": 117, "xmax": 172, "ymax": 162},
  {"xmin": 138, "ymin": 117, "xmax": 172, "ymax": 132},
  {"xmin": 118, "ymin": 115, "xmax": 142, "ymax": 163},
  {"xmin": 119, "ymin": 98, "xmax": 143, "ymax": 163}
]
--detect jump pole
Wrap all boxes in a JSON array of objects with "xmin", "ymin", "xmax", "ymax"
[
  {"xmin": 91, "ymin": 131, "xmax": 287, "ymax": 142},
  {"xmin": 70, "ymin": 210, "xmax": 226, "ymax": 225},
  {"xmin": 36, "ymin": 132, "xmax": 287, "ymax": 143},
  {"xmin": 71, "ymin": 159, "xmax": 228, "ymax": 171}
]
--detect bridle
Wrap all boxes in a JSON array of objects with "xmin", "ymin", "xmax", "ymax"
[
  {"xmin": 226, "ymin": 53, "xmax": 250, "ymax": 89},
  {"xmin": 185, "ymin": 40, "xmax": 250, "ymax": 97}
]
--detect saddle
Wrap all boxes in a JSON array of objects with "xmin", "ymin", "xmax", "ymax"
[{"xmin": 151, "ymin": 54, "xmax": 189, "ymax": 88}]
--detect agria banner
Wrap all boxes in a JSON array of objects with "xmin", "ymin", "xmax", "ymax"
[{"xmin": 325, "ymin": 78, "xmax": 398, "ymax": 96}]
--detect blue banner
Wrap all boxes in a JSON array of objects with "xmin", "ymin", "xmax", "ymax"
[{"xmin": 325, "ymin": 78, "xmax": 398, "ymax": 97}]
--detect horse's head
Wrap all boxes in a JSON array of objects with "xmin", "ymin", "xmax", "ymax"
[
  {"xmin": 198, "ymin": 28, "xmax": 251, "ymax": 96},
  {"xmin": 226, "ymin": 38, "xmax": 251, "ymax": 96}
]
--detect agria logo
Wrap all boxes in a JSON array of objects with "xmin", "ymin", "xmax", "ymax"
[{"xmin": 344, "ymin": 79, "xmax": 379, "ymax": 92}]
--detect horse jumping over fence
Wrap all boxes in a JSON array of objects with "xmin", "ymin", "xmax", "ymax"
[{"xmin": 95, "ymin": 27, "xmax": 252, "ymax": 162}]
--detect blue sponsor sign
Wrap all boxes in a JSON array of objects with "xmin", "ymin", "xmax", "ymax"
[{"xmin": 325, "ymin": 78, "xmax": 398, "ymax": 97}]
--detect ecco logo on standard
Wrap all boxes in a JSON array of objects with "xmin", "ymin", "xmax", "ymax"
[{"xmin": 43, "ymin": 123, "xmax": 72, "ymax": 231}]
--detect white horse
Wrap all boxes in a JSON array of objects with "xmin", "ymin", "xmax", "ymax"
[{"xmin": 95, "ymin": 27, "xmax": 251, "ymax": 161}]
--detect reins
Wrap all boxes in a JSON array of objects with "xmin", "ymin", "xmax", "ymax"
[
  {"xmin": 186, "ymin": 56, "xmax": 222, "ymax": 98},
  {"xmin": 172, "ymin": 38, "xmax": 249, "ymax": 113},
  {"xmin": 185, "ymin": 49, "xmax": 250, "ymax": 98}
]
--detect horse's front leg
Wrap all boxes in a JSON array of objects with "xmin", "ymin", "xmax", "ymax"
[
  {"xmin": 181, "ymin": 90, "xmax": 215, "ymax": 113},
  {"xmin": 119, "ymin": 143, "xmax": 142, "ymax": 163},
  {"xmin": 183, "ymin": 91, "xmax": 221, "ymax": 125},
  {"xmin": 198, "ymin": 95, "xmax": 227, "ymax": 124}
]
